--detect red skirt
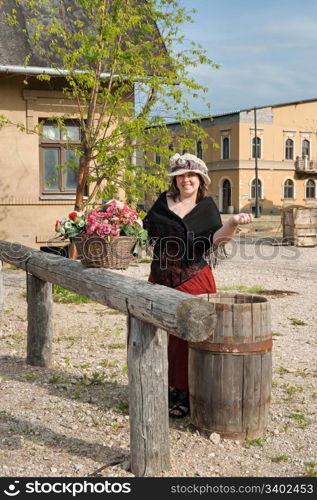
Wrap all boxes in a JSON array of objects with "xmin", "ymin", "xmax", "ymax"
[{"xmin": 148, "ymin": 265, "xmax": 217, "ymax": 392}]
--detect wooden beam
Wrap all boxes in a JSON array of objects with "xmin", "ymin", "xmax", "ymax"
[{"xmin": 0, "ymin": 242, "xmax": 216, "ymax": 342}]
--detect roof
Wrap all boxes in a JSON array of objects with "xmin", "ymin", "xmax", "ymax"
[
  {"xmin": 0, "ymin": 0, "xmax": 167, "ymax": 73},
  {"xmin": 163, "ymin": 97, "xmax": 317, "ymax": 127}
]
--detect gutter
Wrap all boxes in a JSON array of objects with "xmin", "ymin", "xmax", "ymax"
[{"xmin": 0, "ymin": 64, "xmax": 112, "ymax": 78}]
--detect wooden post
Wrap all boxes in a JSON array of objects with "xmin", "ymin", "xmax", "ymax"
[
  {"xmin": 127, "ymin": 315, "xmax": 170, "ymax": 477},
  {"xmin": 26, "ymin": 273, "xmax": 53, "ymax": 367},
  {"xmin": 0, "ymin": 261, "xmax": 3, "ymax": 311}
]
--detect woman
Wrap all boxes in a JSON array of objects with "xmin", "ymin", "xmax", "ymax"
[{"xmin": 144, "ymin": 153, "xmax": 253, "ymax": 417}]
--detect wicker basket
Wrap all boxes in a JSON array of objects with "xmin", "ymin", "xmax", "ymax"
[{"xmin": 73, "ymin": 234, "xmax": 137, "ymax": 269}]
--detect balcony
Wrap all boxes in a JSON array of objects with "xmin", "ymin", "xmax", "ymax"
[{"xmin": 295, "ymin": 155, "xmax": 317, "ymax": 174}]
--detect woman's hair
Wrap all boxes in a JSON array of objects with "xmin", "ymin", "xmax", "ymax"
[{"xmin": 167, "ymin": 174, "xmax": 208, "ymax": 203}]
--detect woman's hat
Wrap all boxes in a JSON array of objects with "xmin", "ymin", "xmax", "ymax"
[{"xmin": 168, "ymin": 153, "xmax": 211, "ymax": 185}]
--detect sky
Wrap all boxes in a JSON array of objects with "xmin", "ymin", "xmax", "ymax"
[{"xmin": 179, "ymin": 0, "xmax": 317, "ymax": 116}]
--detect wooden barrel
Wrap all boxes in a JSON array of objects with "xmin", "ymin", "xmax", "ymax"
[{"xmin": 188, "ymin": 292, "xmax": 272, "ymax": 440}]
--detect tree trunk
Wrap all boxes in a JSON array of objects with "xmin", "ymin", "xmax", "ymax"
[{"xmin": 74, "ymin": 152, "xmax": 91, "ymax": 211}]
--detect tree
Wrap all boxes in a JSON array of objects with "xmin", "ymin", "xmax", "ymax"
[{"xmin": 2, "ymin": 0, "xmax": 218, "ymax": 210}]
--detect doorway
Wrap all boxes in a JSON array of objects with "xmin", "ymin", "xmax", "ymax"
[{"xmin": 222, "ymin": 179, "xmax": 232, "ymax": 212}]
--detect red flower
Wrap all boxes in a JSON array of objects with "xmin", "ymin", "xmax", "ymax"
[{"xmin": 68, "ymin": 212, "xmax": 78, "ymax": 221}]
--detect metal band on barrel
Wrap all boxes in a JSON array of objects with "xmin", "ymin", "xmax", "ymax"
[{"xmin": 189, "ymin": 338, "xmax": 272, "ymax": 354}]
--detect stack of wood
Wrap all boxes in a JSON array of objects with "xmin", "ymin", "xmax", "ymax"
[{"xmin": 282, "ymin": 205, "xmax": 317, "ymax": 247}]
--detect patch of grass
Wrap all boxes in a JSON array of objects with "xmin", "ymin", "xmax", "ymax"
[
  {"xmin": 304, "ymin": 462, "xmax": 317, "ymax": 477},
  {"xmin": 271, "ymin": 454, "xmax": 288, "ymax": 463},
  {"xmin": 244, "ymin": 437, "xmax": 264, "ymax": 448},
  {"xmin": 107, "ymin": 310, "xmax": 122, "ymax": 315},
  {"xmin": 295, "ymin": 369, "xmax": 310, "ymax": 378},
  {"xmin": 108, "ymin": 343, "xmax": 125, "ymax": 349},
  {"xmin": 288, "ymin": 412, "xmax": 311, "ymax": 429},
  {"xmin": 53, "ymin": 334, "xmax": 81, "ymax": 343},
  {"xmin": 92, "ymin": 414, "xmax": 103, "ymax": 426},
  {"xmin": 4, "ymin": 333, "xmax": 24, "ymax": 340},
  {"xmin": 288, "ymin": 317, "xmax": 307, "ymax": 326},
  {"xmin": 52, "ymin": 435, "xmax": 62, "ymax": 442},
  {"xmin": 276, "ymin": 366, "xmax": 289, "ymax": 374},
  {"xmin": 70, "ymin": 391, "xmax": 81, "ymax": 400},
  {"xmin": 115, "ymin": 326, "xmax": 122, "ymax": 336},
  {"xmin": 282, "ymin": 384, "xmax": 304, "ymax": 396},
  {"xmin": 53, "ymin": 285, "xmax": 92, "ymax": 304},
  {"xmin": 48, "ymin": 375, "xmax": 69, "ymax": 384},
  {"xmin": 219, "ymin": 285, "xmax": 266, "ymax": 294},
  {"xmin": 138, "ymin": 258, "xmax": 152, "ymax": 263},
  {"xmin": 8, "ymin": 265, "xmax": 20, "ymax": 271},
  {"xmin": 111, "ymin": 421, "xmax": 119, "ymax": 431},
  {"xmin": 272, "ymin": 332, "xmax": 285, "ymax": 337},
  {"xmin": 79, "ymin": 371, "xmax": 106, "ymax": 385},
  {"xmin": 117, "ymin": 400, "xmax": 129, "ymax": 415}
]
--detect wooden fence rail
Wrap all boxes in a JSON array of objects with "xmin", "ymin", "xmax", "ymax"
[{"xmin": 0, "ymin": 241, "xmax": 217, "ymax": 477}]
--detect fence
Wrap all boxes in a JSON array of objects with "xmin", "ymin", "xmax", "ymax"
[{"xmin": 0, "ymin": 240, "xmax": 217, "ymax": 477}]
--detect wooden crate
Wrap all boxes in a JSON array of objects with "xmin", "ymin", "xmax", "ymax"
[{"xmin": 282, "ymin": 205, "xmax": 317, "ymax": 247}]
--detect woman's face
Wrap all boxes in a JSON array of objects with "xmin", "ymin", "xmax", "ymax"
[{"xmin": 175, "ymin": 172, "xmax": 201, "ymax": 197}]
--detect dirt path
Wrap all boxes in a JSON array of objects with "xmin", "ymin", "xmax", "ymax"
[{"xmin": 0, "ymin": 241, "xmax": 316, "ymax": 477}]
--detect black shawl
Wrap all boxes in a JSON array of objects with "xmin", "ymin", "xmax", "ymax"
[{"xmin": 143, "ymin": 192, "xmax": 223, "ymax": 287}]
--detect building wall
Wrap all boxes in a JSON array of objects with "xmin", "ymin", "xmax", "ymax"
[
  {"xmin": 0, "ymin": 75, "xmax": 132, "ymax": 248},
  {"xmin": 236, "ymin": 103, "xmax": 317, "ymax": 213},
  {"xmin": 196, "ymin": 102, "xmax": 317, "ymax": 214},
  {"xmin": 0, "ymin": 76, "xmax": 79, "ymax": 248}
]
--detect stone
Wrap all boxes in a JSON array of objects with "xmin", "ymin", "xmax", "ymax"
[{"xmin": 209, "ymin": 432, "xmax": 221, "ymax": 445}]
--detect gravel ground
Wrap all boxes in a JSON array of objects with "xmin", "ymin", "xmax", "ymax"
[{"xmin": 0, "ymin": 237, "xmax": 316, "ymax": 478}]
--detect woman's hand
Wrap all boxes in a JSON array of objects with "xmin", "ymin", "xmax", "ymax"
[{"xmin": 229, "ymin": 213, "xmax": 254, "ymax": 226}]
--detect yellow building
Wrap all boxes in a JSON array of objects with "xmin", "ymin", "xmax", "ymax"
[{"xmin": 165, "ymin": 99, "xmax": 317, "ymax": 214}]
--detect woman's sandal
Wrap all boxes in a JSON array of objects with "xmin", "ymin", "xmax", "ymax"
[
  {"xmin": 169, "ymin": 401, "xmax": 189, "ymax": 418},
  {"xmin": 169, "ymin": 390, "xmax": 189, "ymax": 418},
  {"xmin": 168, "ymin": 386, "xmax": 179, "ymax": 406}
]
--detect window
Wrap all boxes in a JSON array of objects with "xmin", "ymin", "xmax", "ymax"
[
  {"xmin": 222, "ymin": 137, "xmax": 229, "ymax": 160},
  {"xmin": 302, "ymin": 139, "xmax": 310, "ymax": 158},
  {"xmin": 252, "ymin": 137, "xmax": 261, "ymax": 159},
  {"xmin": 40, "ymin": 120, "xmax": 81, "ymax": 195},
  {"xmin": 196, "ymin": 140, "xmax": 203, "ymax": 159},
  {"xmin": 306, "ymin": 179, "xmax": 316, "ymax": 198},
  {"xmin": 283, "ymin": 179, "xmax": 294, "ymax": 199},
  {"xmin": 285, "ymin": 138, "xmax": 294, "ymax": 160},
  {"xmin": 251, "ymin": 178, "xmax": 262, "ymax": 199},
  {"xmin": 155, "ymin": 153, "xmax": 161, "ymax": 165}
]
